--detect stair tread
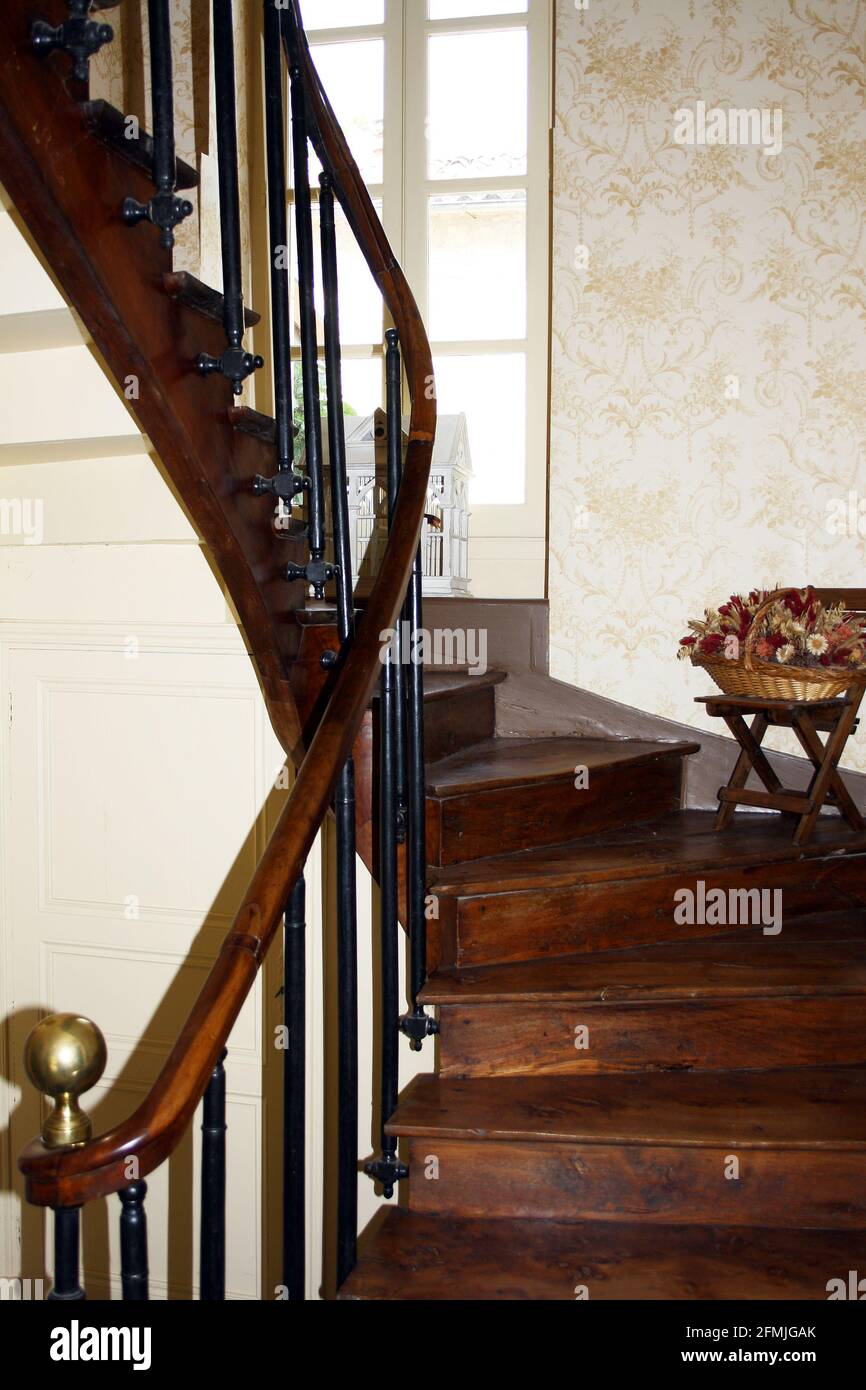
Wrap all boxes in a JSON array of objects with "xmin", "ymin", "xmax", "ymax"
[
  {"xmin": 227, "ymin": 404, "xmax": 276, "ymax": 442},
  {"xmin": 162, "ymin": 270, "xmax": 260, "ymax": 327},
  {"xmin": 81, "ymin": 100, "xmax": 198, "ymax": 190},
  {"xmin": 369, "ymin": 666, "xmax": 507, "ymax": 701},
  {"xmin": 421, "ymin": 668, "xmax": 507, "ymax": 701},
  {"xmin": 421, "ymin": 910, "xmax": 866, "ymax": 1004},
  {"xmin": 431, "ymin": 808, "xmax": 866, "ymax": 894},
  {"xmin": 427, "ymin": 736, "xmax": 698, "ymax": 797},
  {"xmin": 340, "ymin": 1209, "xmax": 866, "ymax": 1300},
  {"xmin": 387, "ymin": 1067, "xmax": 866, "ymax": 1148}
]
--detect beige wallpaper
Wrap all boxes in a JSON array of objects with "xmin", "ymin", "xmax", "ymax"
[
  {"xmin": 551, "ymin": 0, "xmax": 866, "ymax": 768},
  {"xmin": 90, "ymin": 0, "xmax": 209, "ymax": 276}
]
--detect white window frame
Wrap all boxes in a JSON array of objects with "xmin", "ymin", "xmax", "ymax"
[{"xmin": 304, "ymin": 0, "xmax": 552, "ymax": 595}]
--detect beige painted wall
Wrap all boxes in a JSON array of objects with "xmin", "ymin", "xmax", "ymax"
[{"xmin": 550, "ymin": 0, "xmax": 866, "ymax": 769}]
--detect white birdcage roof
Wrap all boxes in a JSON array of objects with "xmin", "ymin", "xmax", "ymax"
[{"xmin": 344, "ymin": 411, "xmax": 472, "ymax": 474}]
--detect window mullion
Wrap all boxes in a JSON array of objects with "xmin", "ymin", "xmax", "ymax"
[
  {"xmin": 400, "ymin": 0, "xmax": 430, "ymax": 336},
  {"xmin": 382, "ymin": 1, "xmax": 404, "ymax": 260}
]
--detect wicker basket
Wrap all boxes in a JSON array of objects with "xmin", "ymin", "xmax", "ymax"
[{"xmin": 692, "ymin": 588, "xmax": 864, "ymax": 701}]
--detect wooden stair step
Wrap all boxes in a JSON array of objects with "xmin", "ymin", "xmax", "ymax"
[
  {"xmin": 291, "ymin": 636, "xmax": 505, "ymax": 762},
  {"xmin": 162, "ymin": 270, "xmax": 260, "ymax": 327},
  {"xmin": 424, "ymin": 912, "xmax": 866, "ymax": 1075},
  {"xmin": 419, "ymin": 668, "xmax": 508, "ymax": 702},
  {"xmin": 430, "ymin": 810, "xmax": 866, "ymax": 968},
  {"xmin": 397, "ymin": 669, "xmax": 508, "ymax": 762},
  {"xmin": 390, "ymin": 1068, "xmax": 866, "ymax": 1148},
  {"xmin": 81, "ymin": 100, "xmax": 198, "ymax": 190},
  {"xmin": 425, "ymin": 737, "xmax": 697, "ymax": 866},
  {"xmin": 374, "ymin": 667, "xmax": 507, "ymax": 761},
  {"xmin": 389, "ymin": 1069, "xmax": 866, "ymax": 1228},
  {"xmin": 427, "ymin": 735, "xmax": 698, "ymax": 797},
  {"xmin": 417, "ymin": 669, "xmax": 506, "ymax": 762},
  {"xmin": 433, "ymin": 809, "xmax": 866, "ymax": 894},
  {"xmin": 344, "ymin": 670, "xmax": 509, "ymax": 878},
  {"xmin": 364, "ymin": 666, "xmax": 507, "ymax": 706},
  {"xmin": 228, "ymin": 405, "xmax": 276, "ymax": 443},
  {"xmin": 424, "ymin": 910, "xmax": 866, "ymax": 1004},
  {"xmin": 299, "ymin": 635, "xmax": 507, "ymax": 705},
  {"xmin": 340, "ymin": 1209, "xmax": 866, "ymax": 1300}
]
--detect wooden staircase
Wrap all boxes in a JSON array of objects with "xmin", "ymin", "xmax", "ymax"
[
  {"xmin": 3, "ymin": 0, "xmax": 866, "ymax": 1303},
  {"xmin": 341, "ymin": 655, "xmax": 866, "ymax": 1300}
]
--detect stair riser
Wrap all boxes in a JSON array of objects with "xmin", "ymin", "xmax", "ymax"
[
  {"xmin": 427, "ymin": 756, "xmax": 684, "ymax": 867},
  {"xmin": 424, "ymin": 686, "xmax": 496, "ymax": 763},
  {"xmin": 406, "ymin": 1138, "xmax": 866, "ymax": 1229},
  {"xmin": 437, "ymin": 855, "xmax": 866, "ymax": 968},
  {"xmin": 438, "ymin": 997, "xmax": 866, "ymax": 1077}
]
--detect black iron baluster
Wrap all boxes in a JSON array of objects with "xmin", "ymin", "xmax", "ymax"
[
  {"xmin": 400, "ymin": 404, "xmax": 438, "ymax": 1049},
  {"xmin": 365, "ymin": 655, "xmax": 405, "ymax": 1198},
  {"xmin": 386, "ymin": 334, "xmax": 409, "ymax": 842},
  {"xmin": 364, "ymin": 329, "xmax": 410, "ymax": 1202},
  {"xmin": 197, "ymin": 0, "xmax": 264, "ymax": 395},
  {"xmin": 319, "ymin": 173, "xmax": 353, "ymax": 638},
  {"xmin": 122, "ymin": 0, "xmax": 193, "ymax": 250},
  {"xmin": 253, "ymin": 0, "xmax": 307, "ymax": 513},
  {"xmin": 400, "ymin": 574, "xmax": 438, "ymax": 1046},
  {"xmin": 31, "ymin": 0, "xmax": 114, "ymax": 84},
  {"xmin": 334, "ymin": 759, "xmax": 358, "ymax": 1287},
  {"xmin": 364, "ymin": 639, "xmax": 408, "ymax": 1195},
  {"xmin": 118, "ymin": 1181, "xmax": 149, "ymax": 1301},
  {"xmin": 48, "ymin": 1205, "xmax": 85, "ymax": 1301},
  {"xmin": 320, "ymin": 169, "xmax": 360, "ymax": 1287},
  {"xmin": 283, "ymin": 873, "xmax": 306, "ymax": 1301},
  {"xmin": 282, "ymin": 55, "xmax": 332, "ymax": 600},
  {"xmin": 200, "ymin": 1049, "xmax": 227, "ymax": 1301}
]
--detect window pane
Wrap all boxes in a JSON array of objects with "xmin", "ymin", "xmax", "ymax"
[
  {"xmin": 339, "ymin": 358, "xmax": 383, "ymax": 419},
  {"xmin": 429, "ymin": 1, "xmax": 527, "ymax": 16},
  {"xmin": 301, "ymin": 0, "xmax": 384, "ymax": 26},
  {"xmin": 316, "ymin": 203, "xmax": 383, "ymax": 346},
  {"xmin": 290, "ymin": 358, "xmax": 382, "ymax": 460},
  {"xmin": 289, "ymin": 198, "xmax": 383, "ymax": 347},
  {"xmin": 428, "ymin": 191, "xmax": 526, "ymax": 340},
  {"xmin": 433, "ymin": 354, "xmax": 525, "ymax": 504},
  {"xmin": 427, "ymin": 29, "xmax": 527, "ymax": 179},
  {"xmin": 309, "ymin": 40, "xmax": 383, "ymax": 183}
]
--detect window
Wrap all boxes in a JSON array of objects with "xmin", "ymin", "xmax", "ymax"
[{"xmin": 295, "ymin": 0, "xmax": 551, "ymax": 585}]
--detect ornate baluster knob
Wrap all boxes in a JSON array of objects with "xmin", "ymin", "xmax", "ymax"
[
  {"xmin": 24, "ymin": 1013, "xmax": 106, "ymax": 1149},
  {"xmin": 31, "ymin": 2, "xmax": 114, "ymax": 84}
]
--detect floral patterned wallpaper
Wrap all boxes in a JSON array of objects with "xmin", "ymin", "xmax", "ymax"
[
  {"xmin": 551, "ymin": 0, "xmax": 866, "ymax": 768},
  {"xmin": 90, "ymin": 0, "xmax": 211, "ymax": 278}
]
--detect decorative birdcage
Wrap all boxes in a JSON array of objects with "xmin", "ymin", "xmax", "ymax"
[{"xmin": 326, "ymin": 409, "xmax": 471, "ymax": 596}]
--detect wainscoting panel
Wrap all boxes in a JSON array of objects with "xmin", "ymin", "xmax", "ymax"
[{"xmin": 1, "ymin": 626, "xmax": 287, "ymax": 1298}]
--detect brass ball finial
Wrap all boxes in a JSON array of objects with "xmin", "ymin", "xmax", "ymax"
[{"xmin": 24, "ymin": 1013, "xmax": 106, "ymax": 1149}]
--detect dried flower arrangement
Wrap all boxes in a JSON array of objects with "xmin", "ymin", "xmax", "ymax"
[{"xmin": 679, "ymin": 587, "xmax": 866, "ymax": 700}]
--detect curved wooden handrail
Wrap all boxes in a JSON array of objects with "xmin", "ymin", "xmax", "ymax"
[{"xmin": 18, "ymin": 0, "xmax": 434, "ymax": 1207}]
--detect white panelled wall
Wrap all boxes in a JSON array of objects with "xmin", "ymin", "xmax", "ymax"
[{"xmin": 0, "ymin": 190, "xmax": 431, "ymax": 1299}]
